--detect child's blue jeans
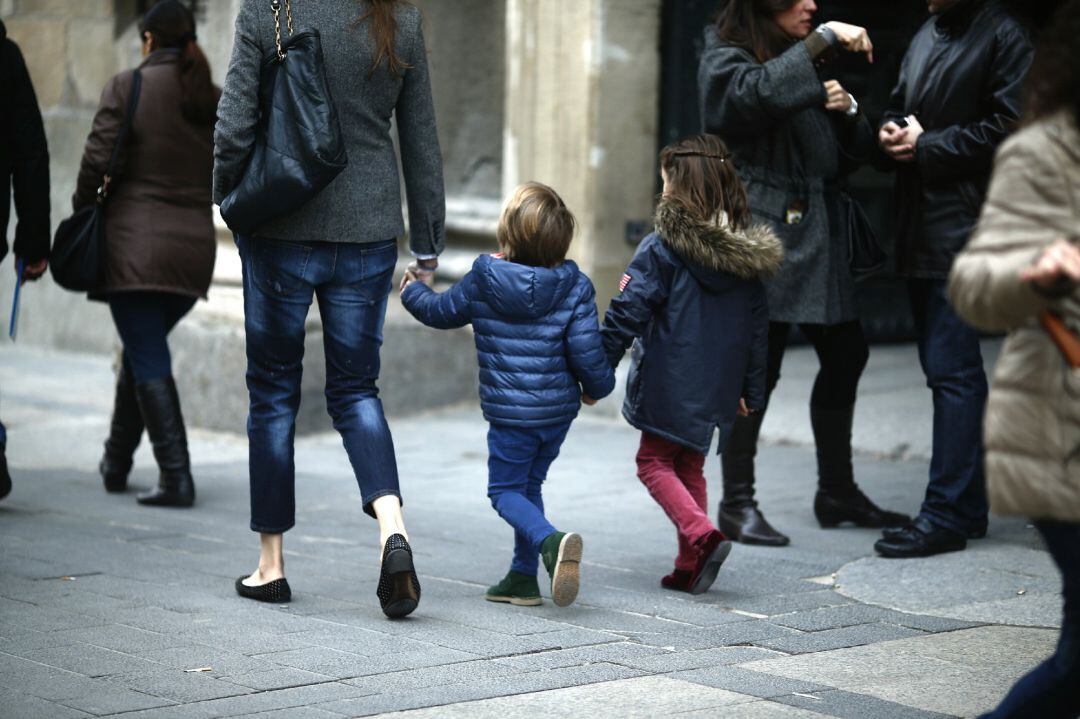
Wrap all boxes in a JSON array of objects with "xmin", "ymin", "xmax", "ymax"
[{"xmin": 487, "ymin": 422, "xmax": 571, "ymax": 576}]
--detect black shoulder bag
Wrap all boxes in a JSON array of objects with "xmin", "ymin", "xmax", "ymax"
[
  {"xmin": 839, "ymin": 191, "xmax": 887, "ymax": 281},
  {"xmin": 51, "ymin": 70, "xmax": 142, "ymax": 292},
  {"xmin": 219, "ymin": 0, "xmax": 347, "ymax": 234}
]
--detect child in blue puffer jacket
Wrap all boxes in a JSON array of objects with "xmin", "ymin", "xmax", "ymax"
[{"xmin": 401, "ymin": 182, "xmax": 616, "ymax": 608}]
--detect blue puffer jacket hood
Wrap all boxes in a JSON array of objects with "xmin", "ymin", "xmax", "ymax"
[
  {"xmin": 474, "ymin": 253, "xmax": 578, "ymax": 320},
  {"xmin": 403, "ymin": 253, "xmax": 616, "ymax": 427}
]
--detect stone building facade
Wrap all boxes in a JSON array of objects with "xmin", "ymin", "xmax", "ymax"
[{"xmin": 0, "ymin": 0, "xmax": 662, "ymax": 432}]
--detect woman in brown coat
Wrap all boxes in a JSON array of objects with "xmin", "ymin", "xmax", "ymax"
[
  {"xmin": 948, "ymin": 3, "xmax": 1080, "ymax": 715},
  {"xmin": 74, "ymin": 1, "xmax": 217, "ymax": 508}
]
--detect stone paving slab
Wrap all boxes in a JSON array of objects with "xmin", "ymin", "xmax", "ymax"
[{"xmin": 0, "ymin": 344, "xmax": 1060, "ymax": 718}]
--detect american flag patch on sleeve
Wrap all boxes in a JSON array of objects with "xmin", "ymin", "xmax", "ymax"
[{"xmin": 619, "ymin": 273, "xmax": 632, "ymax": 292}]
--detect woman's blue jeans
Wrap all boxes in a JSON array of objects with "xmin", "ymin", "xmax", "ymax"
[
  {"xmin": 237, "ymin": 236, "xmax": 401, "ymax": 533},
  {"xmin": 981, "ymin": 521, "xmax": 1080, "ymax": 718}
]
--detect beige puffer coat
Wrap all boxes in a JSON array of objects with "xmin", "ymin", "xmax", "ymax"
[{"xmin": 948, "ymin": 111, "xmax": 1080, "ymax": 521}]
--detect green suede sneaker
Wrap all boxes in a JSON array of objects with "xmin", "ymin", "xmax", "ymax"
[
  {"xmin": 540, "ymin": 531, "xmax": 583, "ymax": 607},
  {"xmin": 485, "ymin": 571, "xmax": 542, "ymax": 606}
]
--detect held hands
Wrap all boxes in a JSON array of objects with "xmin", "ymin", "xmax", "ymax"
[
  {"xmin": 1021, "ymin": 239, "xmax": 1080, "ymax": 290},
  {"xmin": 398, "ymin": 259, "xmax": 437, "ymax": 293},
  {"xmin": 581, "ymin": 394, "xmax": 598, "ymax": 407},
  {"xmin": 822, "ymin": 21, "xmax": 874, "ymax": 63},
  {"xmin": 878, "ymin": 116, "xmax": 923, "ymax": 164},
  {"xmin": 823, "ymin": 80, "xmax": 852, "ymax": 113}
]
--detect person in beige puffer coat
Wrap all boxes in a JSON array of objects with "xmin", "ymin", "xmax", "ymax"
[{"xmin": 947, "ymin": 3, "xmax": 1080, "ymax": 715}]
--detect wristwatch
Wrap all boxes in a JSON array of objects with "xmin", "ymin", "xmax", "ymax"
[{"xmin": 845, "ymin": 94, "xmax": 859, "ymax": 117}]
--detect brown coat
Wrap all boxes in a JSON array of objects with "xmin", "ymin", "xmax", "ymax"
[
  {"xmin": 948, "ymin": 111, "xmax": 1080, "ymax": 521},
  {"xmin": 74, "ymin": 50, "xmax": 216, "ymax": 299}
]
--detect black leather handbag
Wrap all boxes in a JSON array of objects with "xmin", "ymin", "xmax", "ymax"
[
  {"xmin": 219, "ymin": 0, "xmax": 347, "ymax": 234},
  {"xmin": 50, "ymin": 70, "xmax": 142, "ymax": 292},
  {"xmin": 839, "ymin": 191, "xmax": 887, "ymax": 280}
]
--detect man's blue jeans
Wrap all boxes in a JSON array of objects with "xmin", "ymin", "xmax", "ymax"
[
  {"xmin": 238, "ymin": 236, "xmax": 401, "ymax": 533},
  {"xmin": 908, "ymin": 279, "xmax": 989, "ymax": 536},
  {"xmin": 487, "ymin": 422, "xmax": 571, "ymax": 576},
  {"xmin": 982, "ymin": 521, "xmax": 1080, "ymax": 718}
]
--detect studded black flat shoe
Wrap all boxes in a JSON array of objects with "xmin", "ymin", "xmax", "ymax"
[
  {"xmin": 234, "ymin": 576, "xmax": 291, "ymax": 603},
  {"xmin": 378, "ymin": 534, "xmax": 420, "ymax": 619}
]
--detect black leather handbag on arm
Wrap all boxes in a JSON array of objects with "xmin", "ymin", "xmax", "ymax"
[
  {"xmin": 50, "ymin": 70, "xmax": 142, "ymax": 292},
  {"xmin": 219, "ymin": 0, "xmax": 347, "ymax": 234},
  {"xmin": 838, "ymin": 190, "xmax": 887, "ymax": 280}
]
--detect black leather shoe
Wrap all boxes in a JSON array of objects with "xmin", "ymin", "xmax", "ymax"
[
  {"xmin": 814, "ymin": 490, "xmax": 910, "ymax": 529},
  {"xmin": 883, "ymin": 519, "xmax": 987, "ymax": 541},
  {"xmin": 719, "ymin": 505, "xmax": 790, "ymax": 546},
  {"xmin": 874, "ymin": 517, "xmax": 967, "ymax": 558},
  {"xmin": 134, "ymin": 378, "xmax": 195, "ymax": 508},
  {"xmin": 100, "ymin": 365, "xmax": 143, "ymax": 494},
  {"xmin": 378, "ymin": 534, "xmax": 420, "ymax": 619},
  {"xmin": 235, "ymin": 576, "xmax": 291, "ymax": 603}
]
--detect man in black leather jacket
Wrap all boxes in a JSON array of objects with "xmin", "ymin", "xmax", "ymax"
[
  {"xmin": 875, "ymin": 0, "xmax": 1033, "ymax": 558},
  {"xmin": 0, "ymin": 18, "xmax": 51, "ymax": 501}
]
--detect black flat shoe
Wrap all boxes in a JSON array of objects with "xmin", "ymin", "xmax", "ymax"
[
  {"xmin": 719, "ymin": 505, "xmax": 790, "ymax": 546},
  {"xmin": 874, "ymin": 517, "xmax": 967, "ymax": 558},
  {"xmin": 883, "ymin": 520, "xmax": 987, "ymax": 541},
  {"xmin": 378, "ymin": 534, "xmax": 420, "ymax": 619},
  {"xmin": 814, "ymin": 490, "xmax": 909, "ymax": 529},
  {"xmin": 234, "ymin": 576, "xmax": 291, "ymax": 603}
]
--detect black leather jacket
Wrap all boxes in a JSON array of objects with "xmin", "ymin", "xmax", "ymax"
[
  {"xmin": 881, "ymin": 0, "xmax": 1032, "ymax": 279},
  {"xmin": 0, "ymin": 20, "xmax": 50, "ymax": 264}
]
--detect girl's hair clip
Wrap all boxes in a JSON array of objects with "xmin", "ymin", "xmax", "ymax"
[{"xmin": 673, "ymin": 151, "xmax": 727, "ymax": 162}]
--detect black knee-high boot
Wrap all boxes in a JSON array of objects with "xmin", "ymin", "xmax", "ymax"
[
  {"xmin": 134, "ymin": 377, "xmax": 195, "ymax": 508},
  {"xmin": 720, "ymin": 411, "xmax": 790, "ymax": 546},
  {"xmin": 100, "ymin": 365, "xmax": 144, "ymax": 493},
  {"xmin": 811, "ymin": 405, "xmax": 908, "ymax": 528}
]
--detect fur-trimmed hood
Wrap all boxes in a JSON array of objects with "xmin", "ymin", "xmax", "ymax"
[{"xmin": 654, "ymin": 199, "xmax": 783, "ymax": 286}]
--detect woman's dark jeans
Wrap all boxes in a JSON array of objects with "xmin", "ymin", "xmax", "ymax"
[
  {"xmin": 982, "ymin": 521, "xmax": 1080, "ymax": 719},
  {"xmin": 237, "ymin": 236, "xmax": 401, "ymax": 533},
  {"xmin": 108, "ymin": 292, "xmax": 197, "ymax": 382}
]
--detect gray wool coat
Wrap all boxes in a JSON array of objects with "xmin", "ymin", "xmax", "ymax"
[
  {"xmin": 213, "ymin": 0, "xmax": 445, "ymax": 255},
  {"xmin": 698, "ymin": 30, "xmax": 874, "ymax": 325}
]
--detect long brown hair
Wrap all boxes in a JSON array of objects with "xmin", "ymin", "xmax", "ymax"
[
  {"xmin": 140, "ymin": 0, "xmax": 216, "ymax": 127},
  {"xmin": 714, "ymin": 0, "xmax": 799, "ymax": 63},
  {"xmin": 1024, "ymin": 0, "xmax": 1080, "ymax": 125},
  {"xmin": 659, "ymin": 135, "xmax": 750, "ymax": 230},
  {"xmin": 356, "ymin": 0, "xmax": 412, "ymax": 76}
]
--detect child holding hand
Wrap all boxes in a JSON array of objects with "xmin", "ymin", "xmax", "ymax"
[
  {"xmin": 601, "ymin": 135, "xmax": 783, "ymax": 595},
  {"xmin": 401, "ymin": 182, "xmax": 615, "ymax": 607}
]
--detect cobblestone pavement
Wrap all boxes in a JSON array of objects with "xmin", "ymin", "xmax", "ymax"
[{"xmin": 0, "ymin": 343, "xmax": 1059, "ymax": 718}]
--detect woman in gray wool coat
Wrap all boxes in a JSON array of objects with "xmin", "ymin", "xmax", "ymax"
[
  {"xmin": 214, "ymin": 0, "xmax": 445, "ymax": 618},
  {"xmin": 698, "ymin": 0, "xmax": 907, "ymax": 546}
]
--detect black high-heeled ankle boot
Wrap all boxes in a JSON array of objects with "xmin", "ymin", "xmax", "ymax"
[
  {"xmin": 134, "ymin": 377, "xmax": 194, "ymax": 508},
  {"xmin": 811, "ymin": 405, "xmax": 909, "ymax": 529},
  {"xmin": 719, "ymin": 411, "xmax": 790, "ymax": 546},
  {"xmin": 99, "ymin": 366, "xmax": 143, "ymax": 493}
]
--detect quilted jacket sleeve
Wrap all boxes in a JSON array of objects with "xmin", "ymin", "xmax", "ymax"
[
  {"xmin": 948, "ymin": 123, "xmax": 1076, "ymax": 333},
  {"xmin": 401, "ymin": 272, "xmax": 475, "ymax": 329},
  {"xmin": 565, "ymin": 277, "xmax": 616, "ymax": 401},
  {"xmin": 600, "ymin": 236, "xmax": 675, "ymax": 367}
]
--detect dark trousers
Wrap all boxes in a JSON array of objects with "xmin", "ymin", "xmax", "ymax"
[
  {"xmin": 108, "ymin": 292, "xmax": 197, "ymax": 382},
  {"xmin": 982, "ymin": 521, "xmax": 1080, "ymax": 719},
  {"xmin": 238, "ymin": 236, "xmax": 401, "ymax": 533},
  {"xmin": 908, "ymin": 279, "xmax": 989, "ymax": 536},
  {"xmin": 487, "ymin": 422, "xmax": 570, "ymax": 576},
  {"xmin": 766, "ymin": 320, "xmax": 869, "ymax": 409}
]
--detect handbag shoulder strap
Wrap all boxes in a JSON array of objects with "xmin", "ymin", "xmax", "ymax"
[{"xmin": 99, "ymin": 68, "xmax": 142, "ymax": 201}]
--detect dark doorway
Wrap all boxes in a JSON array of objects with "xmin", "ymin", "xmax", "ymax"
[{"xmin": 659, "ymin": 0, "xmax": 1063, "ymax": 342}]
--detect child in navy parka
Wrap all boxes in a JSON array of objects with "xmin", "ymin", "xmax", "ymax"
[
  {"xmin": 401, "ymin": 182, "xmax": 615, "ymax": 608},
  {"xmin": 601, "ymin": 135, "xmax": 783, "ymax": 595}
]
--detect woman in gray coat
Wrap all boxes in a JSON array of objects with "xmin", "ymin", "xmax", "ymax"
[
  {"xmin": 214, "ymin": 0, "xmax": 444, "ymax": 618},
  {"xmin": 699, "ymin": 0, "xmax": 906, "ymax": 546}
]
